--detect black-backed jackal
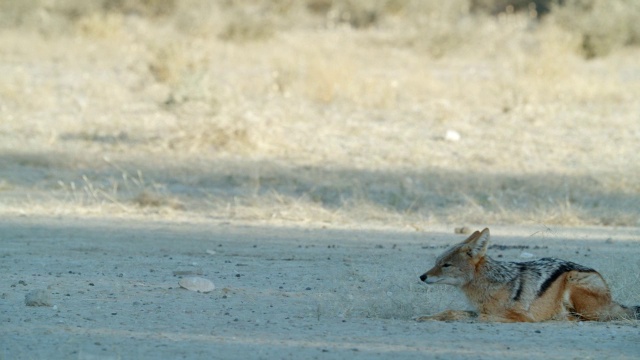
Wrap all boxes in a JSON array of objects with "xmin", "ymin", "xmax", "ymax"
[{"xmin": 417, "ymin": 228, "xmax": 639, "ymax": 322}]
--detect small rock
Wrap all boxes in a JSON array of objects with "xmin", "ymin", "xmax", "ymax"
[
  {"xmin": 445, "ymin": 130, "xmax": 461, "ymax": 142},
  {"xmin": 179, "ymin": 277, "xmax": 215, "ymax": 293},
  {"xmin": 25, "ymin": 289, "xmax": 51, "ymax": 307},
  {"xmin": 454, "ymin": 226, "xmax": 471, "ymax": 234},
  {"xmin": 520, "ymin": 252, "xmax": 534, "ymax": 258}
]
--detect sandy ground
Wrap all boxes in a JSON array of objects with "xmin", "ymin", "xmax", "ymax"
[{"xmin": 1, "ymin": 215, "xmax": 639, "ymax": 359}]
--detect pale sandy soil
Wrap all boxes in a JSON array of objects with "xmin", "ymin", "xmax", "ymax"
[{"xmin": 1, "ymin": 216, "xmax": 639, "ymax": 359}]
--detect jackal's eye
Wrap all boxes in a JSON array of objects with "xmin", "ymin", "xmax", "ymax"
[{"xmin": 442, "ymin": 263, "xmax": 451, "ymax": 268}]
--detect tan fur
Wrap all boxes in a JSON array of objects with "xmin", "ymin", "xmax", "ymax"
[{"xmin": 417, "ymin": 228, "xmax": 638, "ymax": 322}]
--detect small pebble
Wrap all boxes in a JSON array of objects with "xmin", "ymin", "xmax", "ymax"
[
  {"xmin": 25, "ymin": 289, "xmax": 51, "ymax": 307},
  {"xmin": 455, "ymin": 227, "xmax": 471, "ymax": 234},
  {"xmin": 445, "ymin": 130, "xmax": 461, "ymax": 142},
  {"xmin": 179, "ymin": 277, "xmax": 215, "ymax": 293}
]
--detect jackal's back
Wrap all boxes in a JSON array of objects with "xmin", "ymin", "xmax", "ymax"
[{"xmin": 484, "ymin": 257, "xmax": 597, "ymax": 304}]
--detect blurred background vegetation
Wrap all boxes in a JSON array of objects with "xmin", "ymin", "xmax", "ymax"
[
  {"xmin": 0, "ymin": 0, "xmax": 638, "ymax": 227},
  {"xmin": 1, "ymin": 0, "xmax": 639, "ymax": 58}
]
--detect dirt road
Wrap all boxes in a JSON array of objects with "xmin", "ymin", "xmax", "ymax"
[{"xmin": 1, "ymin": 216, "xmax": 638, "ymax": 359}]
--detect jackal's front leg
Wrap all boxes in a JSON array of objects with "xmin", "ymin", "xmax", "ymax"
[
  {"xmin": 415, "ymin": 310, "xmax": 478, "ymax": 322},
  {"xmin": 416, "ymin": 310, "xmax": 533, "ymax": 322}
]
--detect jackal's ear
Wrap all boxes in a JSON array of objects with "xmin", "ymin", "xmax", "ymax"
[
  {"xmin": 463, "ymin": 228, "xmax": 490, "ymax": 258},
  {"xmin": 462, "ymin": 230, "xmax": 482, "ymax": 244}
]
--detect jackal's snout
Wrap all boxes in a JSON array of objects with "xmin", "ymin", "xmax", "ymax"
[{"xmin": 419, "ymin": 273, "xmax": 428, "ymax": 282}]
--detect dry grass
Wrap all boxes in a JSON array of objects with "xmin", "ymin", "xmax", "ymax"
[{"xmin": 0, "ymin": 0, "xmax": 638, "ymax": 227}]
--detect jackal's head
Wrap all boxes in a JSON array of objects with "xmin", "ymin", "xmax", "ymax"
[{"xmin": 419, "ymin": 228, "xmax": 490, "ymax": 286}]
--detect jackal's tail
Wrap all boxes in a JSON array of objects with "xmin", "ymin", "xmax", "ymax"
[
  {"xmin": 599, "ymin": 303, "xmax": 640, "ymax": 321},
  {"xmin": 621, "ymin": 305, "xmax": 640, "ymax": 320}
]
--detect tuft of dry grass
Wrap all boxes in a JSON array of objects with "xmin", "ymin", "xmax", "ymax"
[
  {"xmin": 218, "ymin": 11, "xmax": 276, "ymax": 42},
  {"xmin": 132, "ymin": 190, "xmax": 184, "ymax": 210}
]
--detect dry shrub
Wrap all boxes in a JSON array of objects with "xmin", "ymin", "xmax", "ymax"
[
  {"xmin": 324, "ymin": 0, "xmax": 385, "ymax": 28},
  {"xmin": 4, "ymin": 0, "xmax": 640, "ymax": 57},
  {"xmin": 302, "ymin": 51, "xmax": 357, "ymax": 104},
  {"xmin": 0, "ymin": 0, "xmax": 174, "ymax": 33},
  {"xmin": 0, "ymin": 0, "xmax": 41, "ymax": 28},
  {"xmin": 75, "ymin": 12, "xmax": 126, "ymax": 38},
  {"xmin": 552, "ymin": 0, "xmax": 640, "ymax": 58},
  {"xmin": 218, "ymin": 12, "xmax": 276, "ymax": 42},
  {"xmin": 345, "ymin": 1, "xmax": 483, "ymax": 59},
  {"xmin": 132, "ymin": 190, "xmax": 184, "ymax": 210},
  {"xmin": 164, "ymin": 118, "xmax": 255, "ymax": 154},
  {"xmin": 102, "ymin": 0, "xmax": 176, "ymax": 18},
  {"xmin": 216, "ymin": 0, "xmax": 301, "ymax": 42},
  {"xmin": 0, "ymin": 0, "xmax": 99, "ymax": 33},
  {"xmin": 471, "ymin": 0, "xmax": 555, "ymax": 16},
  {"xmin": 306, "ymin": 0, "xmax": 469, "ymax": 29},
  {"xmin": 146, "ymin": 39, "xmax": 219, "ymax": 117},
  {"xmin": 148, "ymin": 42, "xmax": 201, "ymax": 85}
]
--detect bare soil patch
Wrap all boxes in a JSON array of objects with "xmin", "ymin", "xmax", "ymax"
[{"xmin": 1, "ymin": 216, "xmax": 639, "ymax": 359}]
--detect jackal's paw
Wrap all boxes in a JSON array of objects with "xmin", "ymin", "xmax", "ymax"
[
  {"xmin": 415, "ymin": 310, "xmax": 477, "ymax": 322},
  {"xmin": 414, "ymin": 315, "xmax": 436, "ymax": 322}
]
